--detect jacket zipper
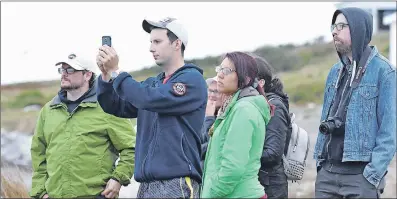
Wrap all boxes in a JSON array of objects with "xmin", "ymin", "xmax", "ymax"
[
  {"xmin": 65, "ymin": 104, "xmax": 79, "ymax": 194},
  {"xmin": 181, "ymin": 134, "xmax": 192, "ymax": 173},
  {"xmin": 141, "ymin": 116, "xmax": 157, "ymax": 181},
  {"xmin": 69, "ymin": 106, "xmax": 79, "ymax": 117}
]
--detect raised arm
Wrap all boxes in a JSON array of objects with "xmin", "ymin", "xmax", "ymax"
[
  {"xmin": 110, "ymin": 70, "xmax": 207, "ymax": 115},
  {"xmin": 97, "ymin": 78, "xmax": 138, "ymax": 118}
]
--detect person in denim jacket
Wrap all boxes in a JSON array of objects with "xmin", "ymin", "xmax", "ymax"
[{"xmin": 314, "ymin": 7, "xmax": 396, "ymax": 198}]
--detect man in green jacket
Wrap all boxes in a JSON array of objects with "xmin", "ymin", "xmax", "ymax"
[{"xmin": 30, "ymin": 53, "xmax": 136, "ymax": 199}]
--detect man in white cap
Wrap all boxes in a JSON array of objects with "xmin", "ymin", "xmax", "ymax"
[
  {"xmin": 30, "ymin": 53, "xmax": 136, "ymax": 199},
  {"xmin": 96, "ymin": 17, "xmax": 207, "ymax": 198}
]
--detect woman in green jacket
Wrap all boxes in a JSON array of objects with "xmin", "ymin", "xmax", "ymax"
[{"xmin": 201, "ymin": 52, "xmax": 272, "ymax": 198}]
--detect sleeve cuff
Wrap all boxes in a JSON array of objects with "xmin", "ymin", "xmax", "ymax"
[
  {"xmin": 97, "ymin": 74, "xmax": 115, "ymax": 94},
  {"xmin": 39, "ymin": 191, "xmax": 47, "ymax": 199},
  {"xmin": 112, "ymin": 72, "xmax": 131, "ymax": 91},
  {"xmin": 30, "ymin": 188, "xmax": 47, "ymax": 199},
  {"xmin": 112, "ymin": 171, "xmax": 131, "ymax": 186},
  {"xmin": 363, "ymin": 164, "xmax": 382, "ymax": 187},
  {"xmin": 111, "ymin": 177, "xmax": 120, "ymax": 183}
]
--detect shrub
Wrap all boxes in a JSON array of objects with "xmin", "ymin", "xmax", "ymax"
[
  {"xmin": 8, "ymin": 90, "xmax": 46, "ymax": 109},
  {"xmin": 285, "ymin": 79, "xmax": 325, "ymax": 105}
]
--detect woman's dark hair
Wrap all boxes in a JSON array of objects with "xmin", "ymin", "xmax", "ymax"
[
  {"xmin": 251, "ymin": 54, "xmax": 285, "ymax": 96},
  {"xmin": 223, "ymin": 51, "xmax": 275, "ymax": 114},
  {"xmin": 223, "ymin": 51, "xmax": 258, "ymax": 89}
]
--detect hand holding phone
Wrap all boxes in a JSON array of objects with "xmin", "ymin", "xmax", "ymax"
[
  {"xmin": 98, "ymin": 36, "xmax": 119, "ymax": 82},
  {"xmin": 102, "ymin": 36, "xmax": 112, "ymax": 47}
]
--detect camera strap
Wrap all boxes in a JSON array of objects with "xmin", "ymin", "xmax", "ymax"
[
  {"xmin": 350, "ymin": 46, "xmax": 372, "ymax": 89},
  {"xmin": 325, "ymin": 46, "xmax": 372, "ymax": 119}
]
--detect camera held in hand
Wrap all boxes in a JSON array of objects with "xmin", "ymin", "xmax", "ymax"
[{"xmin": 319, "ymin": 117, "xmax": 345, "ymax": 135}]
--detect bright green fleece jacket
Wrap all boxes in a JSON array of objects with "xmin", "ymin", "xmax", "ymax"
[{"xmin": 201, "ymin": 87, "xmax": 271, "ymax": 198}]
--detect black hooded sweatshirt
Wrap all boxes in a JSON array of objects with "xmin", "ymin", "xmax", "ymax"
[{"xmin": 321, "ymin": 7, "xmax": 373, "ymax": 174}]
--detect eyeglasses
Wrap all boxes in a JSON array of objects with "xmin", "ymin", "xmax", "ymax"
[
  {"xmin": 331, "ymin": 23, "xmax": 349, "ymax": 32},
  {"xmin": 58, "ymin": 67, "xmax": 84, "ymax": 74},
  {"xmin": 215, "ymin": 66, "xmax": 236, "ymax": 76}
]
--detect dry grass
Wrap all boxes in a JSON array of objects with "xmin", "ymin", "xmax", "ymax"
[
  {"xmin": 1, "ymin": 165, "xmax": 30, "ymax": 198},
  {"xmin": 1, "ymin": 109, "xmax": 40, "ymax": 134}
]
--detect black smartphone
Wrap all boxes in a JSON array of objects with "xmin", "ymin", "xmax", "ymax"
[{"xmin": 102, "ymin": 36, "xmax": 112, "ymax": 47}]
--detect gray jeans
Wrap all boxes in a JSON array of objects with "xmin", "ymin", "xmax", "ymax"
[
  {"xmin": 137, "ymin": 177, "xmax": 200, "ymax": 198},
  {"xmin": 315, "ymin": 168, "xmax": 384, "ymax": 198}
]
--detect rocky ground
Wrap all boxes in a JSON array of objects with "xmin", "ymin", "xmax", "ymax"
[{"xmin": 1, "ymin": 104, "xmax": 396, "ymax": 198}]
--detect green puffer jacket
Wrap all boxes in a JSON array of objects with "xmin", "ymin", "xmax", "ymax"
[
  {"xmin": 201, "ymin": 87, "xmax": 271, "ymax": 198},
  {"xmin": 30, "ymin": 92, "xmax": 136, "ymax": 198}
]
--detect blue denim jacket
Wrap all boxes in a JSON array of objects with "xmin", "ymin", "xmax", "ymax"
[{"xmin": 313, "ymin": 46, "xmax": 396, "ymax": 187}]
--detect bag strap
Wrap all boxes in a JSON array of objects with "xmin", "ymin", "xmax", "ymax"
[
  {"xmin": 267, "ymin": 96, "xmax": 283, "ymax": 104},
  {"xmin": 268, "ymin": 96, "xmax": 293, "ymax": 122}
]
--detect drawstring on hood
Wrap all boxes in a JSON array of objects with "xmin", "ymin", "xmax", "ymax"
[{"xmin": 332, "ymin": 7, "xmax": 373, "ymax": 87}]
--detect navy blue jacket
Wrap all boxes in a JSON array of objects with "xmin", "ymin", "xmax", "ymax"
[{"xmin": 96, "ymin": 64, "xmax": 207, "ymax": 183}]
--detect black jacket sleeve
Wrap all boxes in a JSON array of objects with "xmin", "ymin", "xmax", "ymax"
[{"xmin": 261, "ymin": 98, "xmax": 290, "ymax": 167}]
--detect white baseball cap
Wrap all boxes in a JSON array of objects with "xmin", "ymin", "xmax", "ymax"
[
  {"xmin": 206, "ymin": 76, "xmax": 218, "ymax": 86},
  {"xmin": 142, "ymin": 17, "xmax": 188, "ymax": 48},
  {"xmin": 55, "ymin": 53, "xmax": 97, "ymax": 73}
]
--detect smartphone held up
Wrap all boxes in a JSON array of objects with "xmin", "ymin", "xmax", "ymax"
[{"xmin": 102, "ymin": 36, "xmax": 112, "ymax": 47}]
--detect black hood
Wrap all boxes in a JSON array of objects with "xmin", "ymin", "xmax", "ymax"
[
  {"xmin": 332, "ymin": 7, "xmax": 373, "ymax": 65},
  {"xmin": 57, "ymin": 79, "xmax": 97, "ymax": 104},
  {"xmin": 266, "ymin": 92, "xmax": 289, "ymax": 110},
  {"xmin": 176, "ymin": 63, "xmax": 204, "ymax": 74}
]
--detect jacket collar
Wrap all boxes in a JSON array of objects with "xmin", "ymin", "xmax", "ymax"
[
  {"xmin": 218, "ymin": 86, "xmax": 259, "ymax": 119},
  {"xmin": 50, "ymin": 83, "xmax": 98, "ymax": 109}
]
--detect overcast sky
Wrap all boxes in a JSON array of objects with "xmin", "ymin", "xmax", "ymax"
[{"xmin": 1, "ymin": 2, "xmax": 338, "ymax": 84}]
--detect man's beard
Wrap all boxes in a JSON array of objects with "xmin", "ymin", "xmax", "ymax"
[
  {"xmin": 61, "ymin": 81, "xmax": 83, "ymax": 91},
  {"xmin": 334, "ymin": 40, "xmax": 352, "ymax": 55}
]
